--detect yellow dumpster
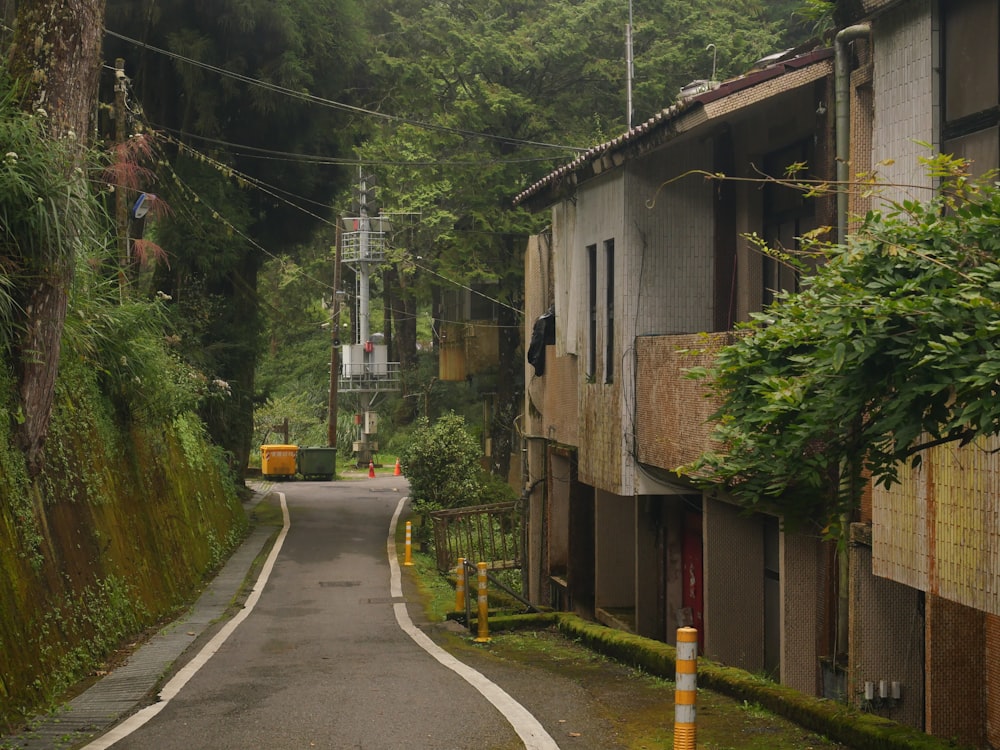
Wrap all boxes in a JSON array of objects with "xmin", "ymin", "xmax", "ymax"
[{"xmin": 261, "ymin": 444, "xmax": 299, "ymax": 478}]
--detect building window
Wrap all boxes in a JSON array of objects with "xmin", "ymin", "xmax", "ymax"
[
  {"xmin": 762, "ymin": 140, "xmax": 816, "ymax": 308},
  {"xmin": 604, "ymin": 239, "xmax": 615, "ymax": 383},
  {"xmin": 942, "ymin": 0, "xmax": 1000, "ymax": 174},
  {"xmin": 587, "ymin": 243, "xmax": 597, "ymax": 380}
]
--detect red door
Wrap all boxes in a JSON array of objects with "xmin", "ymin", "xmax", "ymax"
[{"xmin": 681, "ymin": 511, "xmax": 704, "ymax": 652}]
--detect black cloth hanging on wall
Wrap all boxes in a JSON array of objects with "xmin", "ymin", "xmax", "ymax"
[{"xmin": 526, "ymin": 305, "xmax": 556, "ymax": 376}]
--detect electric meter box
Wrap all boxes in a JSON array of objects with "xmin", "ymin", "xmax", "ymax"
[{"xmin": 341, "ymin": 343, "xmax": 389, "ymax": 378}]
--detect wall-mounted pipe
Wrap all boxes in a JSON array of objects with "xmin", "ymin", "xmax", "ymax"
[{"xmin": 835, "ymin": 23, "xmax": 871, "ymax": 247}]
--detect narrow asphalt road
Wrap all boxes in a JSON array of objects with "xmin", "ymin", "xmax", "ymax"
[{"xmin": 85, "ymin": 476, "xmax": 554, "ymax": 750}]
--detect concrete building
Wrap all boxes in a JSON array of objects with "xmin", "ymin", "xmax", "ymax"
[
  {"xmin": 517, "ymin": 1, "xmax": 1000, "ymax": 745},
  {"xmin": 517, "ymin": 46, "xmax": 838, "ymax": 695}
]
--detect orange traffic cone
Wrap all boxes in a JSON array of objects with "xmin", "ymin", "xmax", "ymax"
[
  {"xmin": 394, "ymin": 458, "xmax": 402, "ymax": 476},
  {"xmin": 368, "ymin": 460, "xmax": 375, "ymax": 478}
]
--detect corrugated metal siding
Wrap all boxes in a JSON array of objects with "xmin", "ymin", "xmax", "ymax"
[{"xmin": 874, "ymin": 435, "xmax": 1000, "ymax": 615}]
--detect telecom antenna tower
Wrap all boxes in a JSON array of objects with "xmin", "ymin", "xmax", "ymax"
[{"xmin": 339, "ymin": 171, "xmax": 399, "ymax": 466}]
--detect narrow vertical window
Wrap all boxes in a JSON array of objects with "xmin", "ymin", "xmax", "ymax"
[
  {"xmin": 604, "ymin": 239, "xmax": 615, "ymax": 383},
  {"xmin": 587, "ymin": 244, "xmax": 597, "ymax": 380}
]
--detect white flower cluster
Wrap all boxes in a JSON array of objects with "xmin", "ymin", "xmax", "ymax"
[{"xmin": 211, "ymin": 379, "xmax": 232, "ymax": 396}]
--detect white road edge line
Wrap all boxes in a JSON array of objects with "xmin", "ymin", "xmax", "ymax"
[
  {"xmin": 82, "ymin": 491, "xmax": 292, "ymax": 750},
  {"xmin": 388, "ymin": 495, "xmax": 560, "ymax": 750}
]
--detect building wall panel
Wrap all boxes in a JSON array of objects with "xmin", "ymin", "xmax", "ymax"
[
  {"xmin": 781, "ymin": 532, "xmax": 824, "ymax": 695},
  {"xmin": 628, "ymin": 141, "xmax": 716, "ymax": 337},
  {"xmin": 595, "ymin": 490, "xmax": 635, "ymax": 611},
  {"xmin": 988, "ymin": 614, "xmax": 1000, "ymax": 746},
  {"xmin": 850, "ymin": 538, "xmax": 924, "ymax": 728},
  {"xmin": 635, "ymin": 332, "xmax": 731, "ymax": 471},
  {"xmin": 871, "ymin": 0, "xmax": 936, "ymax": 202},
  {"xmin": 704, "ymin": 496, "xmax": 764, "ymax": 671},
  {"xmin": 925, "ymin": 594, "xmax": 985, "ymax": 746},
  {"xmin": 573, "ymin": 174, "xmax": 625, "ymax": 493},
  {"xmin": 874, "ymin": 436, "xmax": 1000, "ymax": 615}
]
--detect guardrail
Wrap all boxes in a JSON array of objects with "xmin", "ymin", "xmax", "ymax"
[{"xmin": 429, "ymin": 501, "xmax": 521, "ymax": 573}]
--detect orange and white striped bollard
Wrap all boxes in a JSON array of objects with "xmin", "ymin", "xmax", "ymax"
[
  {"xmin": 404, "ymin": 521, "xmax": 414, "ymax": 566},
  {"xmin": 474, "ymin": 562, "xmax": 490, "ymax": 643},
  {"xmin": 455, "ymin": 557, "xmax": 466, "ymax": 611},
  {"xmin": 674, "ymin": 626, "xmax": 698, "ymax": 749}
]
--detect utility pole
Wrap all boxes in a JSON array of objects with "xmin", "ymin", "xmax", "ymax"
[
  {"xmin": 113, "ymin": 57, "xmax": 129, "ymax": 292},
  {"xmin": 328, "ymin": 223, "xmax": 343, "ymax": 448},
  {"xmin": 339, "ymin": 170, "xmax": 399, "ymax": 466}
]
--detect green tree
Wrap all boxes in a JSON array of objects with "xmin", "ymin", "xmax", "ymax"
[
  {"xmin": 102, "ymin": 0, "xmax": 366, "ymax": 472},
  {"xmin": 355, "ymin": 0, "xmax": 806, "ymax": 480},
  {"xmin": 4, "ymin": 0, "xmax": 107, "ymax": 474},
  {"xmin": 683, "ymin": 156, "xmax": 1000, "ymax": 531},
  {"xmin": 399, "ymin": 413, "xmax": 482, "ymax": 509}
]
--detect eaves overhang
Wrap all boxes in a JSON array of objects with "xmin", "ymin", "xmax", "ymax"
[{"xmin": 513, "ymin": 47, "xmax": 834, "ymax": 211}]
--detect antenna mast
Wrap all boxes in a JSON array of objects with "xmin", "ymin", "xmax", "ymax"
[{"xmin": 626, "ymin": 0, "xmax": 634, "ymax": 128}]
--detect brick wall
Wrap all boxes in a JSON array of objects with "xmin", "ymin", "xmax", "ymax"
[
  {"xmin": 704, "ymin": 496, "xmax": 764, "ymax": 671},
  {"xmin": 925, "ymin": 594, "xmax": 985, "ymax": 747},
  {"xmin": 849, "ymin": 535, "xmax": 925, "ymax": 728},
  {"xmin": 781, "ymin": 532, "xmax": 824, "ymax": 695},
  {"xmin": 988, "ymin": 614, "xmax": 1000, "ymax": 747}
]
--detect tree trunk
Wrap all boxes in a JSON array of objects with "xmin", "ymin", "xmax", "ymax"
[{"xmin": 6, "ymin": 0, "xmax": 107, "ymax": 475}]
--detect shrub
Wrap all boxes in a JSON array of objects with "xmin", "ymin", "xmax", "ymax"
[{"xmin": 398, "ymin": 412, "xmax": 481, "ymax": 509}]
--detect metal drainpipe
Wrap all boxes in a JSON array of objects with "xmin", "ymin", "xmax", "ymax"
[
  {"xmin": 833, "ymin": 20, "xmax": 870, "ymax": 673},
  {"xmin": 835, "ymin": 23, "xmax": 871, "ymax": 247}
]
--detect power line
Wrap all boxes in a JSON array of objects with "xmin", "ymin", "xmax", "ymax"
[
  {"xmin": 148, "ymin": 123, "xmax": 564, "ymax": 168},
  {"xmin": 104, "ymin": 27, "xmax": 588, "ymax": 155}
]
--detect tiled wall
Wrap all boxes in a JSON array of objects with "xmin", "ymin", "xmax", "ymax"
[
  {"xmin": 871, "ymin": 0, "xmax": 937, "ymax": 202},
  {"xmin": 925, "ymin": 594, "xmax": 985, "ymax": 746},
  {"xmin": 849, "ymin": 536, "xmax": 925, "ymax": 728},
  {"xmin": 704, "ymin": 496, "xmax": 765, "ymax": 670},
  {"xmin": 781, "ymin": 532, "xmax": 825, "ymax": 695}
]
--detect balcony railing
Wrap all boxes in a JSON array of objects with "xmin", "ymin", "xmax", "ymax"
[{"xmin": 338, "ymin": 361, "xmax": 401, "ymax": 393}]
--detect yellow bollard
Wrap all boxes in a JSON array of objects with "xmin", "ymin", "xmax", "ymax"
[
  {"xmin": 404, "ymin": 521, "xmax": 414, "ymax": 566},
  {"xmin": 455, "ymin": 557, "xmax": 466, "ymax": 612},
  {"xmin": 474, "ymin": 561, "xmax": 490, "ymax": 643},
  {"xmin": 674, "ymin": 626, "xmax": 698, "ymax": 749}
]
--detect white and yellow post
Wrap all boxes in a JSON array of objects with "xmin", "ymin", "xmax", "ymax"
[
  {"xmin": 404, "ymin": 521, "xmax": 414, "ymax": 566},
  {"xmin": 674, "ymin": 626, "xmax": 698, "ymax": 749},
  {"xmin": 474, "ymin": 561, "xmax": 490, "ymax": 643}
]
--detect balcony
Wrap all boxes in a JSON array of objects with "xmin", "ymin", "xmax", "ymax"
[{"xmin": 634, "ymin": 331, "xmax": 737, "ymax": 472}]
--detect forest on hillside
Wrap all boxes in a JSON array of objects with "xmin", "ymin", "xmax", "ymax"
[{"xmin": 1, "ymin": 0, "xmax": 826, "ymax": 483}]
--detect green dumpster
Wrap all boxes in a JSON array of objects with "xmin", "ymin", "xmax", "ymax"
[{"xmin": 297, "ymin": 446, "xmax": 336, "ymax": 481}]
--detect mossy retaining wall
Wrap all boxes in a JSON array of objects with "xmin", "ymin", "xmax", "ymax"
[
  {"xmin": 483, "ymin": 612, "xmax": 971, "ymax": 750},
  {"xmin": 0, "ymin": 369, "xmax": 247, "ymax": 730}
]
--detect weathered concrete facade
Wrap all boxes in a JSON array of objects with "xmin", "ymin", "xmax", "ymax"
[{"xmin": 519, "ymin": 46, "xmax": 838, "ymax": 694}]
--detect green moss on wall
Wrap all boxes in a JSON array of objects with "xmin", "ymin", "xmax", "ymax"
[{"xmin": 0, "ymin": 363, "xmax": 247, "ymax": 731}]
